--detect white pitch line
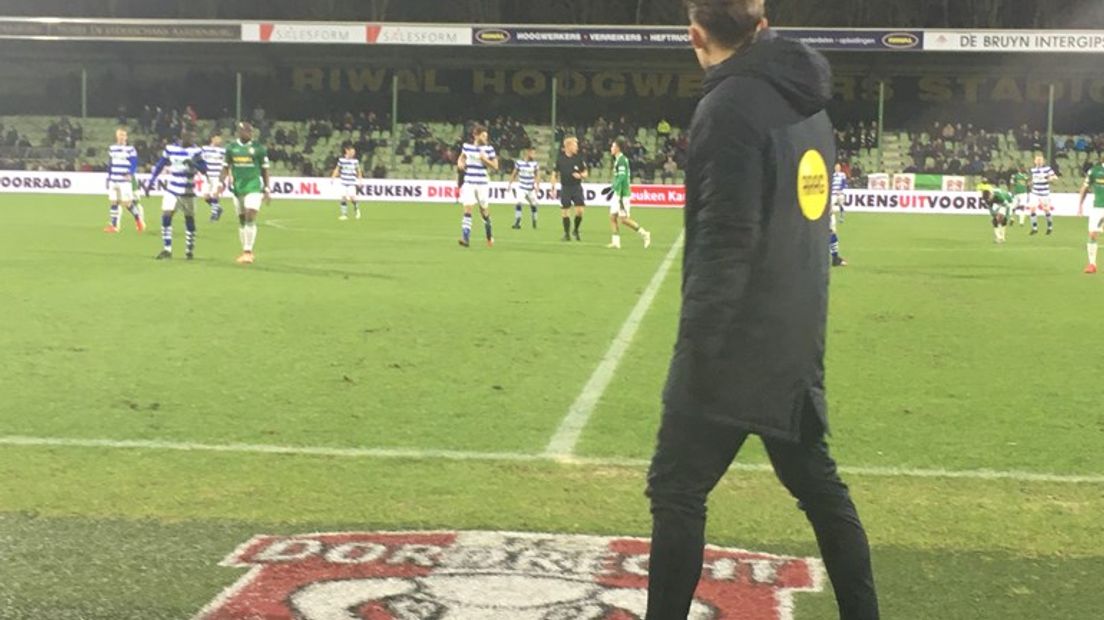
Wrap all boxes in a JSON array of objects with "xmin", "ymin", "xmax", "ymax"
[
  {"xmin": 2, "ymin": 435, "xmax": 1103, "ymax": 484},
  {"xmin": 264, "ymin": 219, "xmax": 289, "ymax": 230},
  {"xmin": 543, "ymin": 231, "xmax": 685, "ymax": 458}
]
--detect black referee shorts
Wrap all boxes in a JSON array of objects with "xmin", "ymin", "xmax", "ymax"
[{"xmin": 560, "ymin": 185, "xmax": 585, "ymax": 208}]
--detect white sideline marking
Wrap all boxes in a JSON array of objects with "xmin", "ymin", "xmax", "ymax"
[
  {"xmin": 3, "ymin": 436, "xmax": 1102, "ymax": 485},
  {"xmin": 264, "ymin": 219, "xmax": 289, "ymax": 230},
  {"xmin": 543, "ymin": 232, "xmax": 686, "ymax": 457}
]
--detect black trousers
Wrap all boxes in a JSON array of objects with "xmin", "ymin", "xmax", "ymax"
[{"xmin": 645, "ymin": 405, "xmax": 880, "ymax": 620}]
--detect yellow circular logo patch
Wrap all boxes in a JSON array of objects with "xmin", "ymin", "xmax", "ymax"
[{"xmin": 797, "ymin": 149, "xmax": 829, "ymax": 221}]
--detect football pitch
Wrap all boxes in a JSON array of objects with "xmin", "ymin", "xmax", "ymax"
[{"xmin": 1, "ymin": 194, "xmax": 1102, "ymax": 619}]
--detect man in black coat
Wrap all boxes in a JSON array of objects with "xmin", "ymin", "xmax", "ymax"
[{"xmin": 645, "ymin": 1, "xmax": 879, "ymax": 619}]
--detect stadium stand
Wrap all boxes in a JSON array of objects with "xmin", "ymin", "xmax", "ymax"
[{"xmin": 2, "ymin": 112, "xmax": 1095, "ymax": 191}]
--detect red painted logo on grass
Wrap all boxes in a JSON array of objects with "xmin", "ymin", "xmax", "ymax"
[{"xmin": 194, "ymin": 531, "xmax": 823, "ymax": 619}]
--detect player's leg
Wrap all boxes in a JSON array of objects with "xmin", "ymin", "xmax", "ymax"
[
  {"xmin": 527, "ymin": 191, "xmax": 539, "ymax": 228},
  {"xmin": 1086, "ymin": 212, "xmax": 1101, "ymax": 273},
  {"xmin": 560, "ymin": 203, "xmax": 571, "ymax": 241},
  {"xmin": 479, "ymin": 188, "xmax": 493, "ymax": 246},
  {"xmin": 237, "ymin": 194, "xmax": 262, "ymax": 263},
  {"xmin": 352, "ymin": 187, "xmax": 360, "ymax": 220},
  {"xmin": 573, "ymin": 196, "xmax": 584, "ymax": 241},
  {"xmin": 207, "ymin": 177, "xmax": 223, "ymax": 222},
  {"xmin": 830, "ymin": 211, "xmax": 846, "ymax": 266},
  {"xmin": 1016, "ymin": 194, "xmax": 1027, "ymax": 225},
  {"xmin": 607, "ymin": 206, "xmax": 621, "ymax": 249},
  {"xmin": 105, "ymin": 184, "xmax": 121, "ymax": 232},
  {"xmin": 512, "ymin": 188, "xmax": 523, "ymax": 229},
  {"xmin": 459, "ymin": 184, "xmax": 475, "ymax": 247},
  {"xmin": 991, "ymin": 214, "xmax": 1003, "ymax": 243},
  {"xmin": 181, "ymin": 197, "xmax": 197, "ymax": 259},
  {"xmin": 1029, "ymin": 199, "xmax": 1040, "ymax": 234},
  {"xmin": 1043, "ymin": 199, "xmax": 1054, "ymax": 234},
  {"xmin": 339, "ymin": 188, "xmax": 350, "ymax": 220},
  {"xmin": 117, "ymin": 181, "xmax": 143, "ymax": 232},
  {"xmin": 157, "ymin": 194, "xmax": 177, "ymax": 259},
  {"xmin": 761, "ymin": 404, "xmax": 880, "ymax": 619},
  {"xmin": 645, "ymin": 412, "xmax": 748, "ymax": 619}
]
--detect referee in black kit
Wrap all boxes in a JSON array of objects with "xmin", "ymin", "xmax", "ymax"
[
  {"xmin": 645, "ymin": 1, "xmax": 879, "ymax": 619},
  {"xmin": 550, "ymin": 135, "xmax": 587, "ymax": 241}
]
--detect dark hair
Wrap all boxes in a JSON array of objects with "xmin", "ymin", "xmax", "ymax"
[
  {"xmin": 614, "ymin": 137, "xmax": 629, "ymax": 152},
  {"xmin": 472, "ymin": 124, "xmax": 488, "ymax": 138},
  {"xmin": 684, "ymin": 0, "xmax": 765, "ymax": 49}
]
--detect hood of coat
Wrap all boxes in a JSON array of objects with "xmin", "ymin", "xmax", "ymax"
[{"xmin": 702, "ymin": 29, "xmax": 833, "ymax": 117}]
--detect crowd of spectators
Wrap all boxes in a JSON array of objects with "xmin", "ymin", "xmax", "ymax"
[{"xmin": 551, "ymin": 115, "xmax": 689, "ymax": 182}]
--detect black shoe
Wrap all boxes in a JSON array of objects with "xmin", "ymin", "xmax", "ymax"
[
  {"xmin": 532, "ymin": 220, "xmax": 538, "ymax": 229},
  {"xmin": 1046, "ymin": 228, "xmax": 1053, "ymax": 235},
  {"xmin": 832, "ymin": 255, "xmax": 848, "ymax": 267},
  {"xmin": 458, "ymin": 239, "xmax": 470, "ymax": 248},
  {"xmin": 511, "ymin": 223, "xmax": 522, "ymax": 230},
  {"xmin": 1030, "ymin": 229, "xmax": 1039, "ymax": 236},
  {"xmin": 562, "ymin": 234, "xmax": 571, "ymax": 242},
  {"xmin": 186, "ymin": 252, "xmax": 194, "ymax": 260},
  {"xmin": 155, "ymin": 250, "xmax": 172, "ymax": 260},
  {"xmin": 573, "ymin": 231, "xmax": 581, "ymax": 241}
]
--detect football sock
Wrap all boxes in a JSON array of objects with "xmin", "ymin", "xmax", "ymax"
[
  {"xmin": 210, "ymin": 199, "xmax": 222, "ymax": 220},
  {"xmin": 461, "ymin": 213, "xmax": 473, "ymax": 244},
  {"xmin": 562, "ymin": 216, "xmax": 571, "ymax": 235},
  {"xmin": 611, "ymin": 234, "xmax": 621, "ymax": 247},
  {"xmin": 340, "ymin": 200, "xmax": 348, "ymax": 217},
  {"xmin": 161, "ymin": 213, "xmax": 173, "ymax": 252},
  {"xmin": 830, "ymin": 232, "xmax": 841, "ymax": 258},
  {"xmin": 1045, "ymin": 213, "xmax": 1053, "ymax": 230},
  {"xmin": 1089, "ymin": 240, "xmax": 1098, "ymax": 266},
  {"xmin": 1019, "ymin": 210, "xmax": 1026, "ymax": 225},
  {"xmin": 1031, "ymin": 213, "xmax": 1039, "ymax": 230},
  {"xmin": 483, "ymin": 214, "xmax": 493, "ymax": 240},
  {"xmin": 574, "ymin": 215, "xmax": 583, "ymax": 234},
  {"xmin": 109, "ymin": 204, "xmax": 121, "ymax": 229},
  {"xmin": 352, "ymin": 201, "xmax": 359, "ymax": 216},
  {"xmin": 514, "ymin": 204, "xmax": 523, "ymax": 226},
  {"xmin": 531, "ymin": 205, "xmax": 538, "ymax": 226},
  {"xmin": 126, "ymin": 204, "xmax": 140, "ymax": 220},
  {"xmin": 184, "ymin": 216, "xmax": 196, "ymax": 254},
  {"xmin": 243, "ymin": 222, "xmax": 257, "ymax": 252}
]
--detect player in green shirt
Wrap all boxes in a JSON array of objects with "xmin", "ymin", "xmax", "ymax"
[
  {"xmin": 1077, "ymin": 155, "xmax": 1104, "ymax": 273},
  {"xmin": 979, "ymin": 182, "xmax": 1013, "ymax": 244},
  {"xmin": 603, "ymin": 137, "xmax": 651, "ymax": 250},
  {"xmin": 1010, "ymin": 166, "xmax": 1030, "ymax": 225},
  {"xmin": 220, "ymin": 122, "xmax": 270, "ymax": 264}
]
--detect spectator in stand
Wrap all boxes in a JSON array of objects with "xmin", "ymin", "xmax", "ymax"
[
  {"xmin": 657, "ymin": 117, "xmax": 672, "ymax": 140},
  {"xmin": 942, "ymin": 123, "xmax": 956, "ymax": 140},
  {"xmin": 116, "ymin": 105, "xmax": 128, "ymax": 126},
  {"xmin": 184, "ymin": 105, "xmax": 198, "ymax": 125},
  {"xmin": 661, "ymin": 155, "xmax": 678, "ymax": 184},
  {"xmin": 16, "ymin": 134, "xmax": 32, "ymax": 148},
  {"xmin": 140, "ymin": 105, "xmax": 153, "ymax": 132}
]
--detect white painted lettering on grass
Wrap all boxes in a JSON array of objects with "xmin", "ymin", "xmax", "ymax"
[
  {"xmin": 543, "ymin": 232, "xmax": 685, "ymax": 458},
  {"xmin": 2, "ymin": 435, "xmax": 1103, "ymax": 484}
]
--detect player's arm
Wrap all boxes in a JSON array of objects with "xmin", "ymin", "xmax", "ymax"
[
  {"xmin": 456, "ymin": 151, "xmax": 466, "ymax": 171},
  {"xmin": 331, "ymin": 163, "xmax": 340, "ymax": 178},
  {"xmin": 357, "ymin": 163, "xmax": 364, "ymax": 181},
  {"xmin": 507, "ymin": 165, "xmax": 518, "ymax": 189},
  {"xmin": 146, "ymin": 155, "xmax": 168, "ymax": 195},
  {"xmin": 482, "ymin": 149, "xmax": 500, "ymax": 172},
  {"xmin": 259, "ymin": 147, "xmax": 272, "ymax": 203},
  {"xmin": 127, "ymin": 152, "xmax": 138, "ymax": 181},
  {"xmin": 576, "ymin": 162, "xmax": 588, "ymax": 180},
  {"xmin": 1078, "ymin": 176, "xmax": 1091, "ymax": 215}
]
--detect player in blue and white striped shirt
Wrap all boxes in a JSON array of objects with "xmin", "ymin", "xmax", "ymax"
[
  {"xmin": 829, "ymin": 163, "xmax": 848, "ymax": 267},
  {"xmin": 509, "ymin": 147, "xmax": 541, "ymax": 230},
  {"xmin": 1029, "ymin": 154, "xmax": 1058, "ymax": 235},
  {"xmin": 457, "ymin": 125, "xmax": 499, "ymax": 247},
  {"xmin": 330, "ymin": 146, "xmax": 363, "ymax": 220},
  {"xmin": 201, "ymin": 135, "xmax": 226, "ymax": 222},
  {"xmin": 104, "ymin": 128, "xmax": 145, "ymax": 234},
  {"xmin": 146, "ymin": 130, "xmax": 207, "ymax": 260}
]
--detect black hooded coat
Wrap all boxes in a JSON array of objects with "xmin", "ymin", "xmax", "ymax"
[{"xmin": 662, "ymin": 30, "xmax": 838, "ymax": 442}]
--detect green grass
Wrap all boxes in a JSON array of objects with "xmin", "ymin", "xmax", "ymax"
[{"xmin": 1, "ymin": 195, "xmax": 1102, "ymax": 618}]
